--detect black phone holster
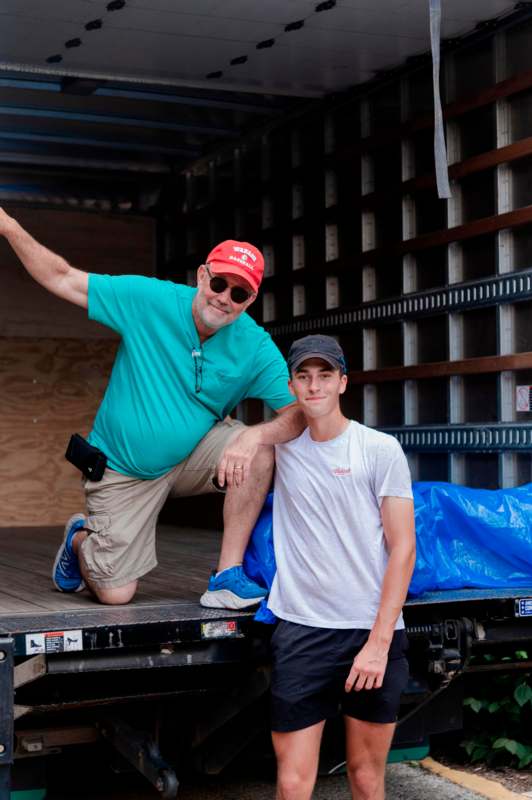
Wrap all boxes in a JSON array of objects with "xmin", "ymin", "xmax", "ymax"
[{"xmin": 65, "ymin": 434, "xmax": 108, "ymax": 482}]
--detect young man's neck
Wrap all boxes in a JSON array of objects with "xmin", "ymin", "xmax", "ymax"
[{"xmin": 307, "ymin": 408, "xmax": 349, "ymax": 442}]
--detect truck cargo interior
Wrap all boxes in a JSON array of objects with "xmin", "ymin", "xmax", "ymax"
[{"xmin": 1, "ymin": 1, "xmax": 532, "ymax": 797}]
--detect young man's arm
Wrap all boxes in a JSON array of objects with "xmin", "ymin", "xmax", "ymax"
[
  {"xmin": 0, "ymin": 207, "xmax": 88, "ymax": 308},
  {"xmin": 345, "ymin": 495, "xmax": 416, "ymax": 692},
  {"xmin": 217, "ymin": 403, "xmax": 306, "ymax": 487}
]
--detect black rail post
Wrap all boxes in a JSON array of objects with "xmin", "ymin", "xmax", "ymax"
[{"xmin": 0, "ymin": 638, "xmax": 14, "ymax": 800}]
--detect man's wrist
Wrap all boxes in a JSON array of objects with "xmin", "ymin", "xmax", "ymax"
[
  {"xmin": 1, "ymin": 215, "xmax": 16, "ymax": 240},
  {"xmin": 367, "ymin": 630, "xmax": 393, "ymax": 650},
  {"xmin": 241, "ymin": 425, "xmax": 265, "ymax": 446},
  {"xmin": 251, "ymin": 425, "xmax": 266, "ymax": 446}
]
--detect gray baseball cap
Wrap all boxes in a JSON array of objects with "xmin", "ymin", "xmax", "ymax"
[{"xmin": 287, "ymin": 334, "xmax": 347, "ymax": 374}]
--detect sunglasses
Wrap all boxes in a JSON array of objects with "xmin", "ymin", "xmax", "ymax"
[{"xmin": 205, "ymin": 266, "xmax": 253, "ymax": 305}]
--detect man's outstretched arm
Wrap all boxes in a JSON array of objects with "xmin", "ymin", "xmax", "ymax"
[
  {"xmin": 218, "ymin": 403, "xmax": 305, "ymax": 487},
  {"xmin": 345, "ymin": 496, "xmax": 416, "ymax": 691},
  {"xmin": 0, "ymin": 207, "xmax": 88, "ymax": 308}
]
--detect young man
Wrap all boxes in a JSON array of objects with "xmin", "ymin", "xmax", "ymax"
[
  {"xmin": 268, "ymin": 334, "xmax": 416, "ymax": 800},
  {"xmin": 0, "ymin": 206, "xmax": 304, "ymax": 609}
]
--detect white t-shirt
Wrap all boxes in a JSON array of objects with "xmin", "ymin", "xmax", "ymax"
[{"xmin": 268, "ymin": 420, "xmax": 413, "ymax": 630}]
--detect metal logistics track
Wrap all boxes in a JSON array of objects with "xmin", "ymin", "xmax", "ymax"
[
  {"xmin": 385, "ymin": 423, "xmax": 532, "ymax": 452},
  {"xmin": 267, "ymin": 269, "xmax": 532, "ymax": 336}
]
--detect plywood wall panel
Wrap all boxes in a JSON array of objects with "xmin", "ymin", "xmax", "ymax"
[{"xmin": 0, "ymin": 338, "xmax": 118, "ymax": 527}]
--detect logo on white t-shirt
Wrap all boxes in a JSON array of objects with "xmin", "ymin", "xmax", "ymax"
[{"xmin": 332, "ymin": 466, "xmax": 351, "ymax": 476}]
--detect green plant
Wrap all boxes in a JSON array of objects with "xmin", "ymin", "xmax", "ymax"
[{"xmin": 461, "ymin": 650, "xmax": 532, "ymax": 769}]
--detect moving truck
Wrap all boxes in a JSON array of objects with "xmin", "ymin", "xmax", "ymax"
[{"xmin": 1, "ymin": 0, "xmax": 532, "ymax": 796}]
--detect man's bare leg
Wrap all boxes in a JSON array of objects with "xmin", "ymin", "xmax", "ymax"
[
  {"xmin": 72, "ymin": 531, "xmax": 138, "ymax": 605},
  {"xmin": 272, "ymin": 721, "xmax": 325, "ymax": 800},
  {"xmin": 216, "ymin": 444, "xmax": 274, "ymax": 573},
  {"xmin": 344, "ymin": 717, "xmax": 395, "ymax": 800}
]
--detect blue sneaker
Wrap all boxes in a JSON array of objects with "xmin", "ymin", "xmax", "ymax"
[
  {"xmin": 52, "ymin": 513, "xmax": 86, "ymax": 592},
  {"xmin": 200, "ymin": 566, "xmax": 268, "ymax": 610}
]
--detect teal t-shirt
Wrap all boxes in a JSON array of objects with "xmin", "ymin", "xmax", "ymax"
[{"xmin": 87, "ymin": 274, "xmax": 293, "ymax": 479}]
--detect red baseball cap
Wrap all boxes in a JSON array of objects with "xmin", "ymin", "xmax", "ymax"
[{"xmin": 206, "ymin": 240, "xmax": 264, "ymax": 293}]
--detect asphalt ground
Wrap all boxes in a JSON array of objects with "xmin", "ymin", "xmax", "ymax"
[
  {"xmin": 176, "ymin": 763, "xmax": 491, "ymax": 800},
  {"xmin": 48, "ymin": 762, "xmax": 491, "ymax": 800}
]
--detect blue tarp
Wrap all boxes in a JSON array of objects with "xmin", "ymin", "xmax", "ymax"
[
  {"xmin": 243, "ymin": 483, "xmax": 532, "ymax": 620},
  {"xmin": 243, "ymin": 493, "xmax": 276, "ymax": 623},
  {"xmin": 409, "ymin": 481, "xmax": 532, "ymax": 595}
]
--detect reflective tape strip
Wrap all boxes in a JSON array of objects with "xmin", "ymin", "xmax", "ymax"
[{"xmin": 429, "ymin": 0, "xmax": 452, "ymax": 199}]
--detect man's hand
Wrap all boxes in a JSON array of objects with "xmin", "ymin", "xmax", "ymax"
[
  {"xmin": 216, "ymin": 404, "xmax": 303, "ymax": 489},
  {"xmin": 0, "ymin": 207, "xmax": 14, "ymax": 236},
  {"xmin": 345, "ymin": 640, "xmax": 389, "ymax": 692},
  {"xmin": 217, "ymin": 427, "xmax": 263, "ymax": 488}
]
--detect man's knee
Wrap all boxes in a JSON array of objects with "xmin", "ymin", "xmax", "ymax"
[
  {"xmin": 91, "ymin": 580, "xmax": 138, "ymax": 606},
  {"xmin": 346, "ymin": 760, "xmax": 383, "ymax": 799},
  {"xmin": 276, "ymin": 766, "xmax": 314, "ymax": 800}
]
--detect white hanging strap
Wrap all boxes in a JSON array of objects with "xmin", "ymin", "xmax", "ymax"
[{"xmin": 429, "ymin": 0, "xmax": 452, "ymax": 199}]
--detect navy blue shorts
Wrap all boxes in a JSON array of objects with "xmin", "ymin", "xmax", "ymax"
[{"xmin": 270, "ymin": 620, "xmax": 409, "ymax": 733}]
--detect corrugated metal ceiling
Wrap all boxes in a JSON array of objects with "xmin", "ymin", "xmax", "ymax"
[{"xmin": 0, "ymin": 0, "xmax": 519, "ymax": 206}]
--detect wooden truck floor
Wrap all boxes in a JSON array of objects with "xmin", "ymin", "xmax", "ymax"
[
  {"xmin": 0, "ymin": 525, "xmax": 257, "ymax": 655},
  {"xmin": 0, "ymin": 524, "xmax": 220, "ymax": 615}
]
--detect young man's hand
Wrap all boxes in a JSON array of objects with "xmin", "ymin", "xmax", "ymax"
[
  {"xmin": 345, "ymin": 640, "xmax": 389, "ymax": 692},
  {"xmin": 217, "ymin": 427, "xmax": 263, "ymax": 488}
]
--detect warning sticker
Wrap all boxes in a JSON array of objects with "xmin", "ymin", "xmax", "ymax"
[
  {"xmin": 516, "ymin": 598, "xmax": 532, "ymax": 617},
  {"xmin": 63, "ymin": 630, "xmax": 83, "ymax": 651},
  {"xmin": 25, "ymin": 633, "xmax": 45, "ymax": 654},
  {"xmin": 516, "ymin": 385, "xmax": 532, "ymax": 412},
  {"xmin": 201, "ymin": 620, "xmax": 238, "ymax": 639},
  {"xmin": 24, "ymin": 630, "xmax": 83, "ymax": 655}
]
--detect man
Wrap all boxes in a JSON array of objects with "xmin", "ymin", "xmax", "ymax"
[
  {"xmin": 268, "ymin": 334, "xmax": 416, "ymax": 800},
  {"xmin": 0, "ymin": 206, "xmax": 304, "ymax": 609}
]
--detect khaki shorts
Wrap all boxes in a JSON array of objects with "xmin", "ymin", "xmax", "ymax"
[{"xmin": 80, "ymin": 418, "xmax": 245, "ymax": 589}]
